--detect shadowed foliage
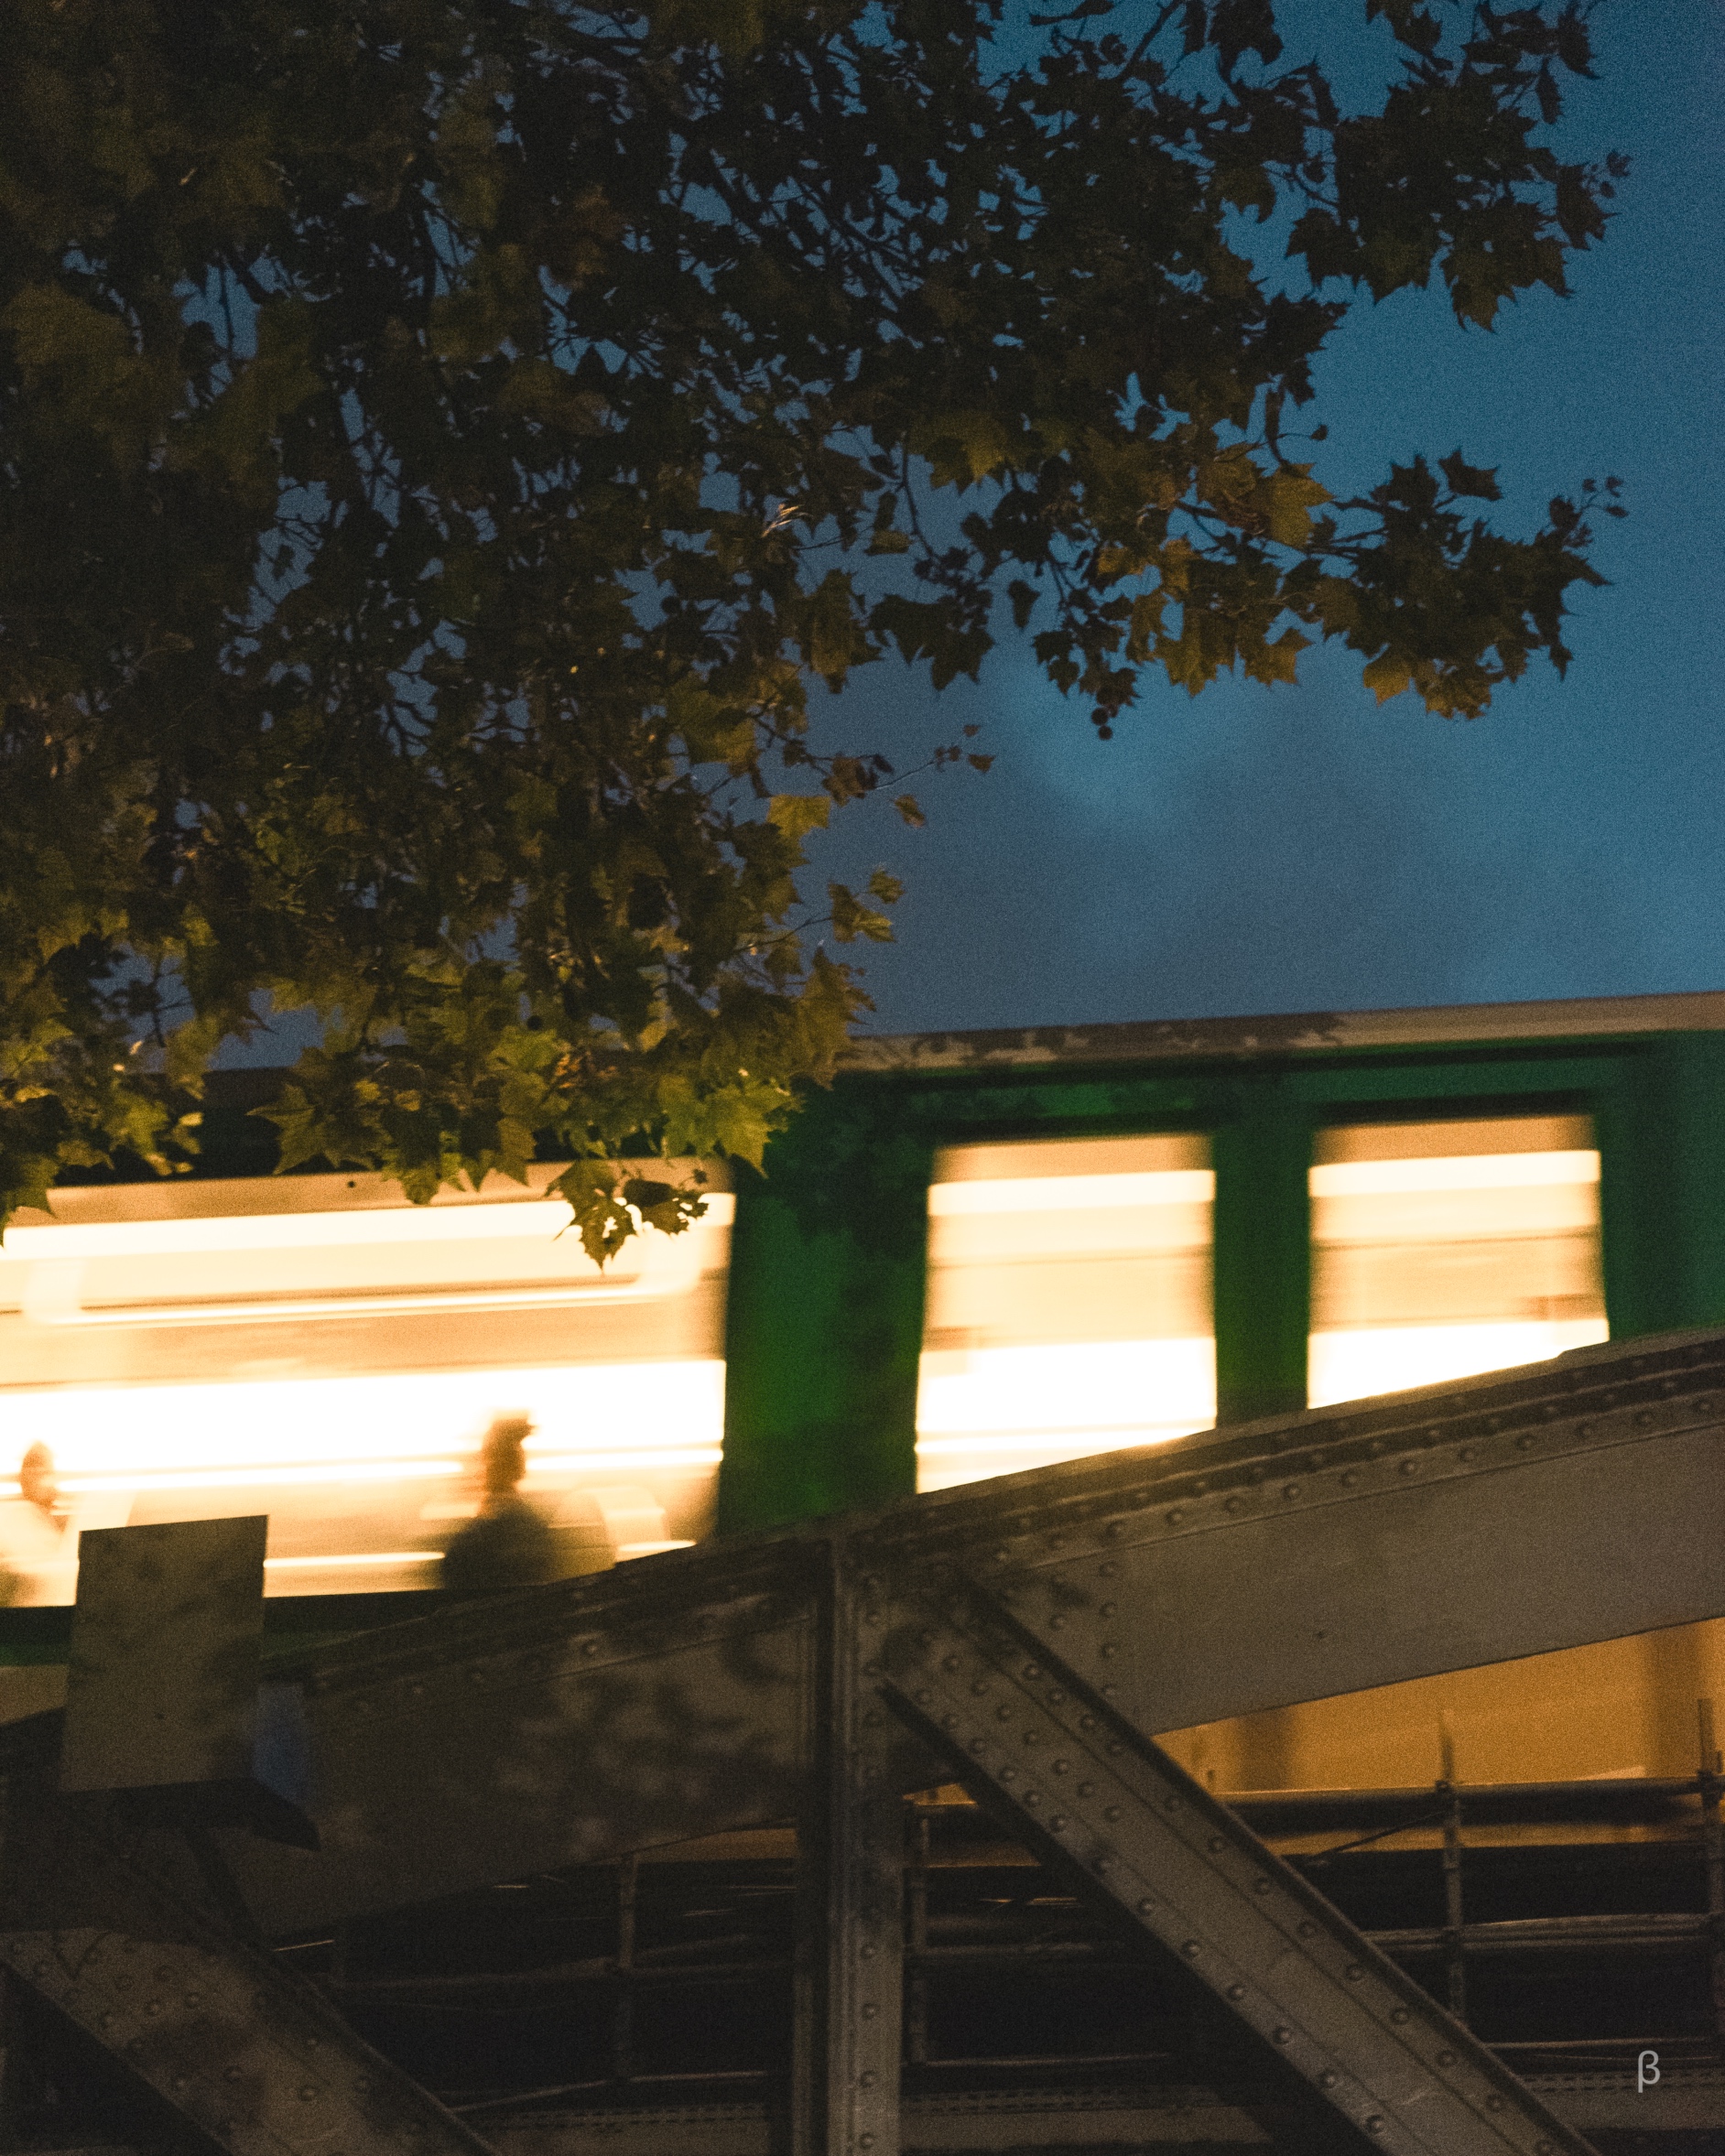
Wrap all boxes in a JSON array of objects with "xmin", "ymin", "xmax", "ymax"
[{"xmin": 0, "ymin": 0, "xmax": 1624, "ymax": 1247}]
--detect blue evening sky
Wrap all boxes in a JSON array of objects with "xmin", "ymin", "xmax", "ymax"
[{"xmin": 810, "ymin": 0, "xmax": 1725, "ymax": 1036}]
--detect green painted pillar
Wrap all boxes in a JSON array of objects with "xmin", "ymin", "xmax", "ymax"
[
  {"xmin": 716, "ymin": 1084, "xmax": 934, "ymax": 1534},
  {"xmin": 1598, "ymin": 1033, "xmax": 1725, "ymax": 1339},
  {"xmin": 1210, "ymin": 1088, "xmax": 1311, "ymax": 1425}
]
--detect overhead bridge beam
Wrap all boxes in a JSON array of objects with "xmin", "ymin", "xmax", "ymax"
[{"xmin": 222, "ymin": 1326, "xmax": 1725, "ymax": 1932}]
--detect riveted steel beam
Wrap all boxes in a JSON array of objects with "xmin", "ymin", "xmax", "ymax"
[
  {"xmin": 216, "ymin": 1327, "xmax": 1725, "ymax": 1941},
  {"xmin": 0, "ymin": 1766, "xmax": 492, "ymax": 2156},
  {"xmin": 874, "ymin": 1570, "xmax": 1598, "ymax": 2156},
  {"xmin": 860, "ymin": 1327, "xmax": 1725, "ymax": 1736}
]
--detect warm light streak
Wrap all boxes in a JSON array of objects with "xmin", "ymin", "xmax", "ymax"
[
  {"xmin": 20, "ymin": 1277, "xmax": 692, "ymax": 1328},
  {"xmin": 0, "ymin": 1360, "xmax": 726, "ymax": 1482},
  {"xmin": 1308, "ymin": 1151, "xmax": 1597, "ymax": 1197},
  {"xmin": 1, "ymin": 1193, "xmax": 734, "ymax": 1260},
  {"xmin": 928, "ymin": 1170, "xmax": 1214, "ymax": 1216},
  {"xmin": 1308, "ymin": 1319, "xmax": 1609, "ymax": 1407}
]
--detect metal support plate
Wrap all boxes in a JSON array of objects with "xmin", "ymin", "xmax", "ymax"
[
  {"xmin": 875, "ymin": 1570, "xmax": 1598, "ymax": 2156},
  {"xmin": 61, "ymin": 1517, "xmax": 268, "ymax": 1793}
]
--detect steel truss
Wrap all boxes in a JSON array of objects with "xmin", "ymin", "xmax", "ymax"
[{"xmin": 3, "ymin": 1327, "xmax": 1725, "ymax": 2152}]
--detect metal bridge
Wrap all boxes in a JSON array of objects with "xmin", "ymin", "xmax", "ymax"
[{"xmin": 4, "ymin": 1325, "xmax": 1724, "ymax": 2154}]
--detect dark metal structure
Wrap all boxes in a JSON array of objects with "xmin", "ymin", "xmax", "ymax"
[{"xmin": 3, "ymin": 1324, "xmax": 1723, "ymax": 2152}]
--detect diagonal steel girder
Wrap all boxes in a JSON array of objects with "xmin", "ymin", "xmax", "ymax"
[
  {"xmin": 222, "ymin": 1325, "xmax": 1725, "ymax": 1934},
  {"xmin": 0, "ymin": 1729, "xmax": 494, "ymax": 2156},
  {"xmin": 872, "ymin": 1565, "xmax": 1596, "ymax": 2156}
]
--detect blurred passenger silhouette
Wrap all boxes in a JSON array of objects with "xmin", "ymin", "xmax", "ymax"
[
  {"xmin": 440, "ymin": 1414, "xmax": 564, "ymax": 1595},
  {"xmin": 0, "ymin": 1442, "xmax": 72, "ymax": 1606}
]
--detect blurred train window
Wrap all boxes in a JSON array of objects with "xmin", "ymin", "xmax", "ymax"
[
  {"xmin": 0, "ymin": 1168, "xmax": 731, "ymax": 1600},
  {"xmin": 1307, "ymin": 1115, "xmax": 1608, "ymax": 1408},
  {"xmin": 917, "ymin": 1134, "xmax": 1214, "ymax": 1491}
]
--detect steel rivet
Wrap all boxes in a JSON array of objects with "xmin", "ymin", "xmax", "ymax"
[
  {"xmin": 298, "ymin": 2085, "xmax": 319, "ymax": 2100},
  {"xmin": 1485, "ymin": 2095, "xmax": 1504, "ymax": 2111},
  {"xmin": 1049, "ymin": 1614, "xmax": 1067, "ymax": 1630},
  {"xmin": 1079, "ymin": 1713, "xmax": 1097, "ymax": 1730},
  {"xmin": 1283, "ymin": 1484, "xmax": 1300, "ymax": 1500},
  {"xmin": 1576, "ymin": 1422, "xmax": 1591, "ymax": 1439},
  {"xmin": 1208, "ymin": 1836, "xmax": 1225, "ymax": 1852},
  {"xmin": 1000, "ymin": 1767, "xmax": 1016, "ymax": 1782},
  {"xmin": 1099, "ymin": 1561, "xmax": 1118, "ymax": 1577},
  {"xmin": 1099, "ymin": 1601, "xmax": 1117, "ymax": 1618},
  {"xmin": 225, "ymin": 2065, "xmax": 244, "ymax": 2082},
  {"xmin": 1099, "ymin": 1642, "xmax": 1118, "ymax": 1658},
  {"xmin": 1635, "ymin": 1410, "xmax": 1655, "ymax": 1429},
  {"xmin": 859, "ymin": 2070, "xmax": 876, "ymax": 2087},
  {"xmin": 1459, "ymin": 1446, "xmax": 1476, "ymax": 1462},
  {"xmin": 997, "ymin": 1705, "xmax": 1014, "ymax": 1721},
  {"xmin": 1105, "ymin": 1522, "xmax": 1125, "ymax": 1541},
  {"xmin": 1437, "ymin": 2050, "xmax": 1456, "ymax": 2067},
  {"xmin": 1226, "ymin": 1983, "xmax": 1245, "ymax": 2000},
  {"xmin": 1365, "ymin": 2118, "xmax": 1384, "ymax": 2136},
  {"xmin": 173, "ymin": 2075, "xmax": 190, "ymax": 2091},
  {"xmin": 1024, "ymin": 1663, "xmax": 1042, "ymax": 1679},
  {"xmin": 1047, "ymin": 1688, "xmax": 1065, "ymax": 1705},
  {"xmin": 1390, "ymin": 2008, "xmax": 1409, "ymax": 2024},
  {"xmin": 860, "ymin": 2136, "xmax": 875, "ymax": 2150},
  {"xmin": 1253, "ymin": 1879, "xmax": 1271, "ymax": 1895},
  {"xmin": 1049, "ymin": 1815, "xmax": 1067, "ymax": 1830},
  {"xmin": 969, "ymin": 1739, "xmax": 986, "ymax": 1754},
  {"xmin": 942, "ymin": 1713, "xmax": 959, "ymax": 1730},
  {"xmin": 583, "ymin": 1641, "xmax": 601, "ymax": 1657},
  {"xmin": 145, "ymin": 2000, "xmax": 162, "ymax": 2016},
  {"xmin": 943, "ymin": 1655, "xmax": 960, "ymax": 1672},
  {"xmin": 1340, "ymin": 1471, "xmax": 1359, "ymax": 1488},
  {"xmin": 1517, "ymin": 1433, "xmax": 1536, "ymax": 1449},
  {"xmin": 1318, "ymin": 2070, "xmax": 1338, "ymax": 2087},
  {"xmin": 1052, "ymin": 1758, "xmax": 1069, "ymax": 1773},
  {"xmin": 1104, "ymin": 1736, "xmax": 1122, "ymax": 1750},
  {"xmin": 1078, "ymin": 1782, "xmax": 1096, "ymax": 1797},
  {"xmin": 972, "ymin": 1681, "xmax": 990, "ymax": 1696},
  {"xmin": 1223, "ymin": 1496, "xmax": 1243, "ymax": 1513},
  {"xmin": 1296, "ymin": 1921, "xmax": 1317, "ymax": 1938},
  {"xmin": 1025, "ymin": 1791, "xmax": 1040, "ymax": 1807},
  {"xmin": 1398, "ymin": 1459, "xmax": 1417, "ymax": 1476},
  {"xmin": 1104, "ymin": 1805, "xmax": 1122, "ymax": 1822},
  {"xmin": 1164, "ymin": 1795, "xmax": 1179, "ymax": 1812},
  {"xmin": 1092, "ymin": 1857, "xmax": 1111, "ymax": 1873},
  {"xmin": 1166, "ymin": 1510, "xmax": 1185, "ymax": 1526},
  {"xmin": 1138, "ymin": 1897, "xmax": 1155, "ymax": 1913},
  {"xmin": 861, "ymin": 2002, "xmax": 879, "ymax": 2020},
  {"xmin": 1345, "ymin": 1964, "xmax": 1362, "ymax": 1980},
  {"xmin": 1273, "ymin": 2026, "xmax": 1292, "ymax": 2044},
  {"xmin": 1181, "ymin": 1940, "xmax": 1200, "ymax": 1958}
]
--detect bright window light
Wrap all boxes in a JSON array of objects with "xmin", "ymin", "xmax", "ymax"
[
  {"xmin": 1307, "ymin": 1115, "xmax": 1608, "ymax": 1409},
  {"xmin": 0, "ymin": 1171, "xmax": 731, "ymax": 1599},
  {"xmin": 917, "ymin": 1135, "xmax": 1214, "ymax": 1491}
]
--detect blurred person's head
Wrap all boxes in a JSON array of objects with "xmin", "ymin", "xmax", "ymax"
[
  {"xmin": 479, "ymin": 1414, "xmax": 534, "ymax": 1502},
  {"xmin": 18, "ymin": 1442, "xmax": 58, "ymax": 1513}
]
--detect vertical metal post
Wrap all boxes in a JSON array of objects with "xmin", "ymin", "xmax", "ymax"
[
  {"xmin": 906, "ymin": 1807, "xmax": 930, "ymax": 2068},
  {"xmin": 790, "ymin": 1548, "xmax": 904, "ymax": 2156},
  {"xmin": 1699, "ymin": 1698, "xmax": 1724, "ymax": 2041},
  {"xmin": 612, "ymin": 1851, "xmax": 637, "ymax": 2085},
  {"xmin": 1438, "ymin": 1721, "xmax": 1468, "ymax": 2026}
]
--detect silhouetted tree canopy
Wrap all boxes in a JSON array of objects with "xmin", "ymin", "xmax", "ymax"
[{"xmin": 0, "ymin": 0, "xmax": 1624, "ymax": 1248}]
